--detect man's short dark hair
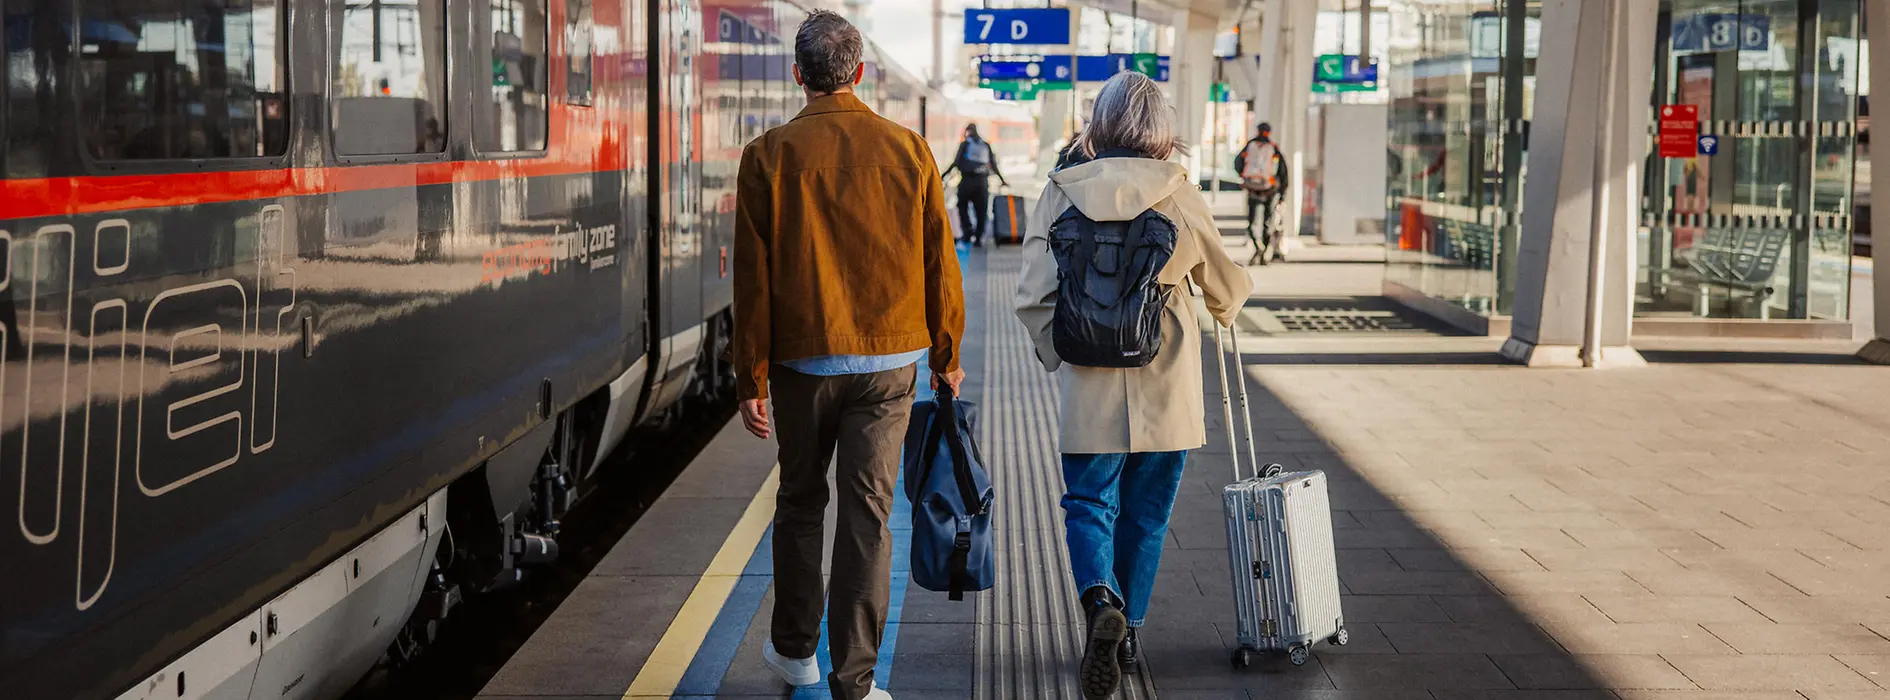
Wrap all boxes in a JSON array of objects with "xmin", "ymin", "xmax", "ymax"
[{"xmin": 795, "ymin": 10, "xmax": 863, "ymax": 94}]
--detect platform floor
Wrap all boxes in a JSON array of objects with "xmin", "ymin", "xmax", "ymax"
[{"xmin": 479, "ymin": 237, "xmax": 1890, "ymax": 700}]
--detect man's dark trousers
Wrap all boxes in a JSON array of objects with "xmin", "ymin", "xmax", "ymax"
[
  {"xmin": 769, "ymin": 364, "xmax": 917, "ymax": 700},
  {"xmin": 957, "ymin": 179, "xmax": 990, "ymax": 244}
]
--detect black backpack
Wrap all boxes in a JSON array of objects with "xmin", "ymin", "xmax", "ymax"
[{"xmin": 1048, "ymin": 206, "xmax": 1179, "ymax": 368}]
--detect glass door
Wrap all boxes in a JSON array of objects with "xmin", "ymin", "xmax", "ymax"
[{"xmin": 1639, "ymin": 0, "xmax": 1862, "ymax": 321}]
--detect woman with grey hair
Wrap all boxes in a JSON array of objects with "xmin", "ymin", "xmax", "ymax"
[{"xmin": 1014, "ymin": 71, "xmax": 1252, "ymax": 698}]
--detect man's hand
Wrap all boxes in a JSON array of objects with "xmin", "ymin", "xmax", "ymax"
[
  {"xmin": 739, "ymin": 399, "xmax": 770, "ymax": 439},
  {"xmin": 931, "ymin": 368, "xmax": 966, "ymax": 396}
]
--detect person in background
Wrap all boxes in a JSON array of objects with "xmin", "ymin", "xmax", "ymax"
[
  {"xmin": 1234, "ymin": 122, "xmax": 1289, "ymax": 265},
  {"xmin": 1014, "ymin": 72, "xmax": 1253, "ymax": 700},
  {"xmin": 732, "ymin": 11, "xmax": 966, "ymax": 700},
  {"xmin": 941, "ymin": 124, "xmax": 1009, "ymax": 246}
]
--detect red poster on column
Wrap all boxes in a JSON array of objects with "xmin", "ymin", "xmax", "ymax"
[{"xmin": 1658, "ymin": 104, "xmax": 1699, "ymax": 158}]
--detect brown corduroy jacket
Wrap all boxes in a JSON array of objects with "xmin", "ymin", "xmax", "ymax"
[{"xmin": 732, "ymin": 93, "xmax": 965, "ymax": 400}]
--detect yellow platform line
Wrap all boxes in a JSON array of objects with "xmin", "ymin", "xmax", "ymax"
[{"xmin": 622, "ymin": 465, "xmax": 780, "ymax": 699}]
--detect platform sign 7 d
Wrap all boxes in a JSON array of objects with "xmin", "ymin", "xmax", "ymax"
[{"xmin": 964, "ymin": 9, "xmax": 1071, "ymax": 46}]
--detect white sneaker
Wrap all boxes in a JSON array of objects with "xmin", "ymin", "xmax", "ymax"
[
  {"xmin": 864, "ymin": 684, "xmax": 893, "ymax": 700},
  {"xmin": 762, "ymin": 642, "xmax": 821, "ymax": 687}
]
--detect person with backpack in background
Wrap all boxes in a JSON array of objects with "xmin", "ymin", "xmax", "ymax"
[
  {"xmin": 941, "ymin": 124, "xmax": 1009, "ymax": 246},
  {"xmin": 1013, "ymin": 72, "xmax": 1253, "ymax": 700},
  {"xmin": 1234, "ymin": 122, "xmax": 1289, "ymax": 265}
]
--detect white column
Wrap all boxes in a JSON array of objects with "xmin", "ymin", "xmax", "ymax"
[
  {"xmin": 1500, "ymin": 0, "xmax": 1653, "ymax": 367},
  {"xmin": 1173, "ymin": 9, "xmax": 1219, "ymax": 181},
  {"xmin": 1277, "ymin": 0, "xmax": 1316, "ymax": 253},
  {"xmin": 1864, "ymin": 1, "xmax": 1890, "ymax": 363},
  {"xmin": 1251, "ymin": 0, "xmax": 1285, "ymax": 125}
]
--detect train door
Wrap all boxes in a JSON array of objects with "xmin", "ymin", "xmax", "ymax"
[{"xmin": 646, "ymin": 0, "xmax": 704, "ymax": 414}]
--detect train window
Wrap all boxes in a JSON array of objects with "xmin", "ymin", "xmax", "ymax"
[
  {"xmin": 476, "ymin": 0, "xmax": 549, "ymax": 152},
  {"xmin": 77, "ymin": 0, "xmax": 289, "ymax": 161},
  {"xmin": 566, "ymin": 0, "xmax": 594, "ymax": 105},
  {"xmin": 332, "ymin": 0, "xmax": 449, "ymax": 156}
]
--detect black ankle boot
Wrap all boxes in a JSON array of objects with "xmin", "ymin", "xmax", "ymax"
[
  {"xmin": 1078, "ymin": 586, "xmax": 1126, "ymax": 700},
  {"xmin": 1118, "ymin": 628, "xmax": 1140, "ymax": 673}
]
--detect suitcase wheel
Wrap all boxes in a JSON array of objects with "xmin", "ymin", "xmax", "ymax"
[
  {"xmin": 1231, "ymin": 648, "xmax": 1253, "ymax": 669},
  {"xmin": 1288, "ymin": 645, "xmax": 1310, "ymax": 667},
  {"xmin": 1330, "ymin": 628, "xmax": 1350, "ymax": 647}
]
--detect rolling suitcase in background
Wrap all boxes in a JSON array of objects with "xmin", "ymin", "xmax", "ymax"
[
  {"xmin": 991, "ymin": 193, "xmax": 1026, "ymax": 245},
  {"xmin": 1211, "ymin": 320, "xmax": 1347, "ymax": 668}
]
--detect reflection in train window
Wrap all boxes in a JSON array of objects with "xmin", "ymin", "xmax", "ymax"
[
  {"xmin": 332, "ymin": 0, "xmax": 448, "ymax": 156},
  {"xmin": 478, "ymin": 0, "xmax": 549, "ymax": 152},
  {"xmin": 566, "ymin": 0, "xmax": 594, "ymax": 105},
  {"xmin": 78, "ymin": 0, "xmax": 289, "ymax": 160}
]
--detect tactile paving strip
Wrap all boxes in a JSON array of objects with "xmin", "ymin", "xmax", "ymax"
[{"xmin": 975, "ymin": 250, "xmax": 1157, "ymax": 700}]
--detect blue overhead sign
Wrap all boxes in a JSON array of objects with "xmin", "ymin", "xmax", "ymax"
[
  {"xmin": 1671, "ymin": 13, "xmax": 1771, "ymax": 54},
  {"xmin": 963, "ymin": 8, "xmax": 1071, "ymax": 45},
  {"xmin": 979, "ymin": 55, "xmax": 1074, "ymax": 82},
  {"xmin": 1073, "ymin": 54, "xmax": 1170, "ymax": 82}
]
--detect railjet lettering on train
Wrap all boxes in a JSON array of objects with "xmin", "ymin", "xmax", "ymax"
[
  {"xmin": 479, "ymin": 224, "xmax": 619, "ymax": 284},
  {"xmin": 10, "ymin": 206, "xmax": 297, "ymax": 612}
]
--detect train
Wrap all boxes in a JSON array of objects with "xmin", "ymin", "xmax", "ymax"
[{"xmin": 0, "ymin": 1, "xmax": 1032, "ymax": 699}]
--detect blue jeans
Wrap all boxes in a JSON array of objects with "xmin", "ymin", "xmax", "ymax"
[{"xmin": 1060, "ymin": 450, "xmax": 1189, "ymax": 627}]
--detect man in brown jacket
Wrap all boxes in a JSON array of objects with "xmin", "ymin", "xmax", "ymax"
[{"xmin": 731, "ymin": 11, "xmax": 964, "ymax": 700}]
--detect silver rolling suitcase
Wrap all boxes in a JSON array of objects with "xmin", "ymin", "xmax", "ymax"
[{"xmin": 1211, "ymin": 320, "xmax": 1347, "ymax": 668}]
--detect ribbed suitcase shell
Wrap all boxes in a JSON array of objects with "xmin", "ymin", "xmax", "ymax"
[{"xmin": 1222, "ymin": 469, "xmax": 1345, "ymax": 665}]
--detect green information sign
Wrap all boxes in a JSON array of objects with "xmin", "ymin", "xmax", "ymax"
[
  {"xmin": 1210, "ymin": 82, "xmax": 1233, "ymax": 103},
  {"xmin": 1311, "ymin": 81, "xmax": 1376, "ymax": 93},
  {"xmin": 1130, "ymin": 52, "xmax": 1160, "ymax": 78},
  {"xmin": 987, "ymin": 80, "xmax": 1042, "ymax": 100},
  {"xmin": 1314, "ymin": 54, "xmax": 1348, "ymax": 83}
]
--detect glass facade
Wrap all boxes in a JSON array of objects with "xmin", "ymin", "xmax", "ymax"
[
  {"xmin": 1384, "ymin": 0, "xmax": 1538, "ymax": 317},
  {"xmin": 1640, "ymin": 0, "xmax": 1862, "ymax": 321},
  {"xmin": 1384, "ymin": 0, "xmax": 1864, "ymax": 325}
]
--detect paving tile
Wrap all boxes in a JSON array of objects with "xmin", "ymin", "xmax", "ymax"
[
  {"xmin": 1338, "ymin": 548, "xmax": 1406, "ymax": 575},
  {"xmin": 1390, "ymin": 547, "xmax": 1546, "ymax": 573},
  {"xmin": 1338, "ymin": 595, "xmax": 1453, "ymax": 623},
  {"xmin": 1476, "ymin": 510, "xmax": 1623, "ymax": 531},
  {"xmin": 1339, "ymin": 571, "xmax": 1492, "ymax": 596},
  {"xmin": 1798, "ymin": 691, "xmax": 1890, "ymax": 700},
  {"xmin": 1525, "ymin": 548, "xmax": 1689, "ymax": 573},
  {"xmin": 1836, "ymin": 654, "xmax": 1890, "ymax": 688},
  {"xmin": 1316, "ymin": 622, "xmax": 1399, "ymax": 654},
  {"xmin": 1700, "ymin": 623, "xmax": 1890, "ymax": 655},
  {"xmin": 884, "ymin": 652, "xmax": 974, "ymax": 690},
  {"xmin": 892, "ymin": 622, "xmax": 978, "ymax": 656},
  {"xmin": 1826, "ymin": 525, "xmax": 1890, "ymax": 551},
  {"xmin": 1488, "ymin": 654, "xmax": 1695, "ymax": 690},
  {"xmin": 1658, "ymin": 548, "xmax": 1827, "ymax": 574},
  {"xmin": 1769, "ymin": 569, "xmax": 1890, "ymax": 597},
  {"xmin": 1435, "ymin": 692, "xmax": 1619, "ymax": 700},
  {"xmin": 1584, "ymin": 596, "xmax": 1772, "ymax": 625},
  {"xmin": 1430, "ymin": 594, "xmax": 1611, "ymax": 628},
  {"xmin": 1565, "ymin": 529, "xmax": 1724, "ymax": 550},
  {"xmin": 1739, "ymin": 597, "xmax": 1890, "ymax": 625},
  {"xmin": 1611, "ymin": 692, "xmax": 1801, "ymax": 700},
  {"xmin": 1485, "ymin": 571, "xmax": 1653, "ymax": 596},
  {"xmin": 1661, "ymin": 654, "xmax": 1880, "ymax": 691},
  {"xmin": 1435, "ymin": 528, "xmax": 1589, "ymax": 551},
  {"xmin": 1541, "ymin": 622, "xmax": 1736, "ymax": 655},
  {"xmin": 1246, "ymin": 692, "xmax": 1431, "ymax": 700},
  {"xmin": 1624, "ymin": 571, "xmax": 1806, "ymax": 598},
  {"xmin": 1695, "ymin": 528, "xmax": 1862, "ymax": 551},
  {"xmin": 1319, "ymin": 654, "xmax": 1516, "ymax": 690},
  {"xmin": 479, "ymin": 575, "xmax": 697, "ymax": 696},
  {"xmin": 1376, "ymin": 622, "xmax": 1563, "ymax": 654}
]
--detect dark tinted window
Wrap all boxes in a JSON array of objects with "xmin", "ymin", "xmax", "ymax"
[
  {"xmin": 78, "ymin": 0, "xmax": 288, "ymax": 160},
  {"xmin": 478, "ymin": 0, "xmax": 549, "ymax": 152},
  {"xmin": 333, "ymin": 0, "xmax": 448, "ymax": 156},
  {"xmin": 566, "ymin": 0, "xmax": 593, "ymax": 105}
]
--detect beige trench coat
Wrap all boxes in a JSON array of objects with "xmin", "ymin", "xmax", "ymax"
[{"xmin": 1014, "ymin": 158, "xmax": 1254, "ymax": 454}]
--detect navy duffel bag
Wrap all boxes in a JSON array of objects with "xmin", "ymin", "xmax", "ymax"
[{"xmin": 903, "ymin": 388, "xmax": 994, "ymax": 601}]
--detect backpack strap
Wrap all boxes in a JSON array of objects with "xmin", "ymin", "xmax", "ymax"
[{"xmin": 948, "ymin": 527, "xmax": 972, "ymax": 601}]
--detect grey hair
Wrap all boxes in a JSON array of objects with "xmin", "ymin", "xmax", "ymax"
[
  {"xmin": 1073, "ymin": 72, "xmax": 1187, "ymax": 160},
  {"xmin": 794, "ymin": 10, "xmax": 863, "ymax": 94}
]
